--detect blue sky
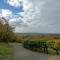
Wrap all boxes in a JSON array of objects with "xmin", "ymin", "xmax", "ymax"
[
  {"xmin": 0, "ymin": 0, "xmax": 60, "ymax": 33},
  {"xmin": 0, "ymin": 0, "xmax": 24, "ymax": 14}
]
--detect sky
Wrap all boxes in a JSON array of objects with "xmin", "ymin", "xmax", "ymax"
[{"xmin": 0, "ymin": 0, "xmax": 60, "ymax": 33}]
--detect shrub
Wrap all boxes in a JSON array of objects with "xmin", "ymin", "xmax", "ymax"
[{"xmin": 23, "ymin": 40, "xmax": 60, "ymax": 55}]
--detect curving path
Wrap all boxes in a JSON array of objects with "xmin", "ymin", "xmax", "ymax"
[{"xmin": 11, "ymin": 43, "xmax": 60, "ymax": 60}]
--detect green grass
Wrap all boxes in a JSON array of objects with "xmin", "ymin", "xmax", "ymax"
[
  {"xmin": 48, "ymin": 48, "xmax": 57, "ymax": 55},
  {"xmin": 48, "ymin": 48, "xmax": 60, "ymax": 55},
  {"xmin": 33, "ymin": 48, "xmax": 60, "ymax": 55},
  {"xmin": 0, "ymin": 43, "xmax": 13, "ymax": 60}
]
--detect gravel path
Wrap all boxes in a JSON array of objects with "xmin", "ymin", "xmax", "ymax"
[{"xmin": 11, "ymin": 43, "xmax": 60, "ymax": 60}]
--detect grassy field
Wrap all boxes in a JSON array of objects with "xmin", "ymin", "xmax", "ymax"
[{"xmin": 0, "ymin": 43, "xmax": 13, "ymax": 60}]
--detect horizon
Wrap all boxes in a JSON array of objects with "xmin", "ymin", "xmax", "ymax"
[{"xmin": 16, "ymin": 32, "xmax": 60, "ymax": 34}]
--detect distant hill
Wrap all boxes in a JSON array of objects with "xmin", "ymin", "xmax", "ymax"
[
  {"xmin": 16, "ymin": 33, "xmax": 60, "ymax": 36},
  {"xmin": 16, "ymin": 33, "xmax": 60, "ymax": 40}
]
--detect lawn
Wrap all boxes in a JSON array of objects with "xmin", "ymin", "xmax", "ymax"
[{"xmin": 0, "ymin": 43, "xmax": 13, "ymax": 60}]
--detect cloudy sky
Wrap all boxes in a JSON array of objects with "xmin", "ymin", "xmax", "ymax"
[{"xmin": 0, "ymin": 0, "xmax": 60, "ymax": 33}]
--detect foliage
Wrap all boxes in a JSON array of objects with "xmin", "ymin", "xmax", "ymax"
[
  {"xmin": 23, "ymin": 39, "xmax": 60, "ymax": 55},
  {"xmin": 14, "ymin": 35, "xmax": 22, "ymax": 43},
  {"xmin": 0, "ymin": 17, "xmax": 15, "ymax": 42}
]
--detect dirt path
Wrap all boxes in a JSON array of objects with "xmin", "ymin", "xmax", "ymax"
[{"xmin": 12, "ymin": 43, "xmax": 60, "ymax": 60}]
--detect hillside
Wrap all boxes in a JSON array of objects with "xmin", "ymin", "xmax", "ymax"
[{"xmin": 16, "ymin": 33, "xmax": 60, "ymax": 41}]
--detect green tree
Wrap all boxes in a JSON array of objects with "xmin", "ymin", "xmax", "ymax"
[{"xmin": 0, "ymin": 17, "xmax": 15, "ymax": 42}]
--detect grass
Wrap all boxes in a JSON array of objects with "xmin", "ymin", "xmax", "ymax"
[
  {"xmin": 34, "ymin": 48, "xmax": 60, "ymax": 55},
  {"xmin": 48, "ymin": 48, "xmax": 60, "ymax": 55},
  {"xmin": 0, "ymin": 43, "xmax": 13, "ymax": 60}
]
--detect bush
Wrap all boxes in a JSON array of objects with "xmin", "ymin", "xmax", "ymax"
[
  {"xmin": 14, "ymin": 36, "xmax": 22, "ymax": 43},
  {"xmin": 23, "ymin": 40, "xmax": 60, "ymax": 55}
]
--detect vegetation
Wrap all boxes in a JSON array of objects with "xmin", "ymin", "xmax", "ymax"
[
  {"xmin": 0, "ymin": 17, "xmax": 16, "ymax": 42},
  {"xmin": 0, "ymin": 43, "xmax": 13, "ymax": 60},
  {"xmin": 23, "ymin": 40, "xmax": 60, "ymax": 55},
  {"xmin": 0, "ymin": 17, "xmax": 14, "ymax": 60},
  {"xmin": 0, "ymin": 17, "xmax": 60, "ymax": 59},
  {"xmin": 0, "ymin": 17, "xmax": 22, "ymax": 43}
]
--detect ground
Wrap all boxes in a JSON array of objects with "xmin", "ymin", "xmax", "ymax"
[
  {"xmin": 0, "ymin": 43, "xmax": 13, "ymax": 60},
  {"xmin": 12, "ymin": 43, "xmax": 60, "ymax": 60},
  {"xmin": 0, "ymin": 43, "xmax": 60, "ymax": 60}
]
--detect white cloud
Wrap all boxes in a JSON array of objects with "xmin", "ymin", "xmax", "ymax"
[
  {"xmin": 7, "ymin": 0, "xmax": 33, "ymax": 10},
  {"xmin": 0, "ymin": 0, "xmax": 58, "ymax": 33},
  {"xmin": 7, "ymin": 0, "xmax": 45, "ymax": 33},
  {"xmin": 5, "ymin": 0, "xmax": 60, "ymax": 33},
  {"xmin": 7, "ymin": 0, "xmax": 40, "ymax": 24},
  {"xmin": 14, "ymin": 0, "xmax": 60, "ymax": 33},
  {"xmin": 0, "ymin": 0, "xmax": 44, "ymax": 29},
  {"xmin": 23, "ymin": 1, "xmax": 33, "ymax": 11},
  {"xmin": 7, "ymin": 0, "xmax": 22, "ymax": 7},
  {"xmin": 8, "ymin": 0, "xmax": 44, "ymax": 25},
  {"xmin": 0, "ymin": 9, "xmax": 12, "ymax": 19}
]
